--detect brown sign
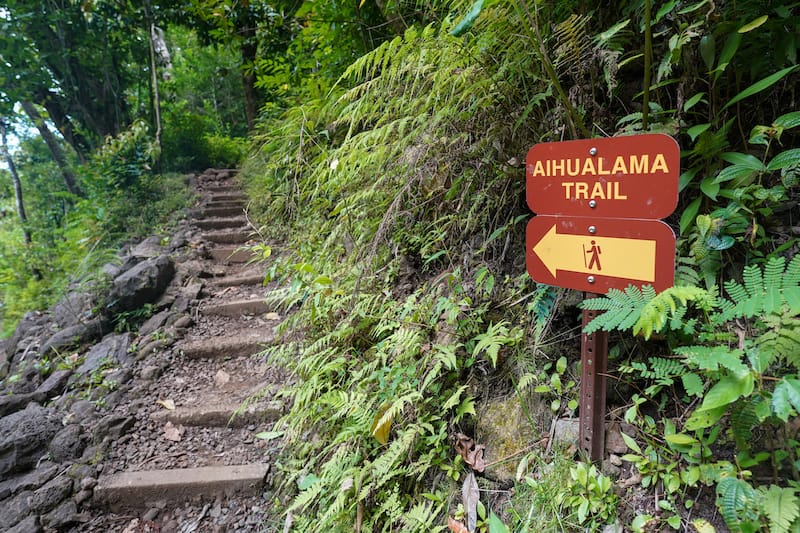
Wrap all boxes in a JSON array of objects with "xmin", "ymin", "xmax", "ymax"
[
  {"xmin": 526, "ymin": 215, "xmax": 676, "ymax": 293},
  {"xmin": 526, "ymin": 134, "xmax": 680, "ymax": 219}
]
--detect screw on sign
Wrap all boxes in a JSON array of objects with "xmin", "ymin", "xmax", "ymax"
[{"xmin": 524, "ymin": 134, "xmax": 680, "ymax": 463}]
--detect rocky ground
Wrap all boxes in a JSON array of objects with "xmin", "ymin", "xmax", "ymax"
[{"xmin": 0, "ymin": 169, "xmax": 291, "ymax": 532}]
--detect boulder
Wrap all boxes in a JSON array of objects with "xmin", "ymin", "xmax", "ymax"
[
  {"xmin": 0, "ymin": 462, "xmax": 59, "ymax": 500},
  {"xmin": 475, "ymin": 394, "xmax": 552, "ymax": 484},
  {"xmin": 131, "ymin": 236, "xmax": 165, "ymax": 258},
  {"xmin": 6, "ymin": 515, "xmax": 41, "ymax": 533},
  {"xmin": 107, "ymin": 255, "xmax": 175, "ymax": 314},
  {"xmin": 0, "ymin": 403, "xmax": 62, "ymax": 477},
  {"xmin": 102, "ymin": 255, "xmax": 141, "ymax": 280},
  {"xmin": 50, "ymin": 292, "xmax": 95, "ymax": 329},
  {"xmin": 0, "ymin": 490, "xmax": 34, "ymax": 530},
  {"xmin": 49, "ymin": 424, "xmax": 88, "ymax": 463},
  {"xmin": 75, "ymin": 333, "xmax": 132, "ymax": 377},
  {"xmin": 138, "ymin": 309, "xmax": 171, "ymax": 338},
  {"xmin": 27, "ymin": 474, "xmax": 73, "ymax": 514},
  {"xmin": 38, "ymin": 319, "xmax": 107, "ymax": 357},
  {"xmin": 41, "ymin": 499, "xmax": 77, "ymax": 530}
]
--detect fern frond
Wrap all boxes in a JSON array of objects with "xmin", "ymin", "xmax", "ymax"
[
  {"xmin": 761, "ymin": 485, "xmax": 799, "ymax": 533},
  {"xmin": 675, "ymin": 345, "xmax": 748, "ymax": 375}
]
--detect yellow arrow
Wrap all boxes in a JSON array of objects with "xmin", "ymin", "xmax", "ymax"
[{"xmin": 533, "ymin": 224, "xmax": 656, "ymax": 281}]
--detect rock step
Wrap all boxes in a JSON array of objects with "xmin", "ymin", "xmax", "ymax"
[
  {"xmin": 214, "ymin": 272, "xmax": 265, "ymax": 287},
  {"xmin": 150, "ymin": 401, "xmax": 283, "ymax": 428},
  {"xmin": 197, "ymin": 206, "xmax": 245, "ymax": 218},
  {"xmin": 203, "ymin": 186, "xmax": 240, "ymax": 195},
  {"xmin": 208, "ymin": 193, "xmax": 246, "ymax": 202},
  {"xmin": 94, "ymin": 464, "xmax": 269, "ymax": 512},
  {"xmin": 203, "ymin": 230, "xmax": 250, "ymax": 244},
  {"xmin": 193, "ymin": 217, "xmax": 247, "ymax": 230},
  {"xmin": 209, "ymin": 246, "xmax": 256, "ymax": 264},
  {"xmin": 202, "ymin": 298, "xmax": 269, "ymax": 317},
  {"xmin": 181, "ymin": 330, "xmax": 275, "ymax": 359}
]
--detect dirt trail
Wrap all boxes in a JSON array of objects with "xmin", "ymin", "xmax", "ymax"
[{"xmin": 83, "ymin": 169, "xmax": 288, "ymax": 532}]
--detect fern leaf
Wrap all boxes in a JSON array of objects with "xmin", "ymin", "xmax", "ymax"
[
  {"xmin": 716, "ymin": 477, "xmax": 759, "ymax": 532},
  {"xmin": 762, "ymin": 485, "xmax": 799, "ymax": 533},
  {"xmin": 675, "ymin": 345, "xmax": 748, "ymax": 374}
]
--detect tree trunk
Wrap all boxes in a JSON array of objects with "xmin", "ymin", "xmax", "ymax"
[
  {"xmin": 20, "ymin": 101, "xmax": 83, "ymax": 197},
  {"xmin": 240, "ymin": 39, "xmax": 259, "ymax": 131},
  {"xmin": 38, "ymin": 90, "xmax": 93, "ymax": 160},
  {"xmin": 148, "ymin": 23, "xmax": 163, "ymax": 156},
  {"xmin": 0, "ymin": 120, "xmax": 32, "ymax": 245}
]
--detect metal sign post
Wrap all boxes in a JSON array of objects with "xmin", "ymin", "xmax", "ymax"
[{"xmin": 579, "ymin": 294, "xmax": 608, "ymax": 462}]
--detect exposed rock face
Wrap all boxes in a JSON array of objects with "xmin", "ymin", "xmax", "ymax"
[
  {"xmin": 0, "ymin": 403, "xmax": 62, "ymax": 477},
  {"xmin": 107, "ymin": 254, "xmax": 175, "ymax": 314},
  {"xmin": 475, "ymin": 395, "xmax": 551, "ymax": 484},
  {"xmin": 75, "ymin": 333, "xmax": 133, "ymax": 376},
  {"xmin": 38, "ymin": 318, "xmax": 108, "ymax": 357}
]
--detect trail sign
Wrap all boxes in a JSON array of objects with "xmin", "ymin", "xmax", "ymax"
[
  {"xmin": 526, "ymin": 215, "xmax": 676, "ymax": 293},
  {"xmin": 526, "ymin": 134, "xmax": 680, "ymax": 219}
]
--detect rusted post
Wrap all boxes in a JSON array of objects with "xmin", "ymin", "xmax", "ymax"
[{"xmin": 579, "ymin": 293, "xmax": 608, "ymax": 463}]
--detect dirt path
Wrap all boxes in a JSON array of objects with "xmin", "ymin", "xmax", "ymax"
[{"xmin": 80, "ymin": 169, "xmax": 289, "ymax": 532}]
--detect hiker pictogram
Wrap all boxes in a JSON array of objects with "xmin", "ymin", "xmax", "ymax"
[{"xmin": 585, "ymin": 240, "xmax": 602, "ymax": 271}]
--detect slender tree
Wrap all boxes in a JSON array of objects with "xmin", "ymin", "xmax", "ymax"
[
  {"xmin": 19, "ymin": 101, "xmax": 82, "ymax": 197},
  {"xmin": 0, "ymin": 119, "xmax": 31, "ymax": 245}
]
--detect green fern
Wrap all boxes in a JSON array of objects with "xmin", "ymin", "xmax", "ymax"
[
  {"xmin": 581, "ymin": 285, "xmax": 711, "ymax": 339},
  {"xmin": 717, "ymin": 256, "xmax": 800, "ymax": 322},
  {"xmin": 762, "ymin": 485, "xmax": 800, "ymax": 533}
]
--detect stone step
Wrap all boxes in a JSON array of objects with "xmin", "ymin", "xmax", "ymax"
[
  {"xmin": 209, "ymin": 193, "xmax": 247, "ymax": 202},
  {"xmin": 94, "ymin": 464, "xmax": 269, "ymax": 512},
  {"xmin": 202, "ymin": 298, "xmax": 269, "ymax": 317},
  {"xmin": 203, "ymin": 230, "xmax": 251, "ymax": 245},
  {"xmin": 214, "ymin": 272, "xmax": 265, "ymax": 287},
  {"xmin": 198, "ymin": 206, "xmax": 245, "ymax": 218},
  {"xmin": 180, "ymin": 330, "xmax": 275, "ymax": 359},
  {"xmin": 209, "ymin": 246, "xmax": 256, "ymax": 264},
  {"xmin": 150, "ymin": 401, "xmax": 283, "ymax": 428},
  {"xmin": 194, "ymin": 217, "xmax": 247, "ymax": 230}
]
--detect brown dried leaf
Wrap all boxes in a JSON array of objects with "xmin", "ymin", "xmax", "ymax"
[
  {"xmin": 462, "ymin": 471, "xmax": 480, "ymax": 532},
  {"xmin": 453, "ymin": 433, "xmax": 486, "ymax": 473},
  {"xmin": 447, "ymin": 517, "xmax": 470, "ymax": 533},
  {"xmin": 163, "ymin": 421, "xmax": 184, "ymax": 442}
]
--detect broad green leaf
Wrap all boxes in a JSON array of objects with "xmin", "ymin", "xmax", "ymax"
[
  {"xmin": 722, "ymin": 65, "xmax": 799, "ymax": 110},
  {"xmin": 713, "ymin": 165, "xmax": 757, "ymax": 184},
  {"xmin": 655, "ymin": 1, "xmax": 677, "ymax": 23},
  {"xmin": 714, "ymin": 33, "xmax": 741, "ymax": 81},
  {"xmin": 771, "ymin": 378, "xmax": 800, "ymax": 422},
  {"xmin": 721, "ymin": 152, "xmax": 766, "ymax": 171},
  {"xmin": 699, "ymin": 35, "xmax": 715, "ymax": 71},
  {"xmin": 680, "ymin": 197, "xmax": 703, "ymax": 235},
  {"xmin": 450, "ymin": 0, "xmax": 484, "ymax": 37},
  {"xmin": 685, "ymin": 405, "xmax": 726, "ymax": 430},
  {"xmin": 767, "ymin": 148, "xmax": 800, "ymax": 171},
  {"xmin": 706, "ymin": 234, "xmax": 735, "ymax": 251},
  {"xmin": 688, "ymin": 123, "xmax": 711, "ymax": 141},
  {"xmin": 665, "ymin": 433, "xmax": 699, "ymax": 445},
  {"xmin": 738, "ymin": 15, "xmax": 768, "ymax": 33},
  {"xmin": 700, "ymin": 176, "xmax": 720, "ymax": 200},
  {"xmin": 621, "ymin": 432, "xmax": 642, "ymax": 454},
  {"xmin": 698, "ymin": 372, "xmax": 754, "ymax": 412},
  {"xmin": 488, "ymin": 511, "xmax": 510, "ymax": 533},
  {"xmin": 680, "ymin": 167, "xmax": 699, "ymax": 192},
  {"xmin": 684, "ymin": 92, "xmax": 706, "ymax": 111},
  {"xmin": 775, "ymin": 111, "xmax": 800, "ymax": 129},
  {"xmin": 597, "ymin": 19, "xmax": 630, "ymax": 44}
]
